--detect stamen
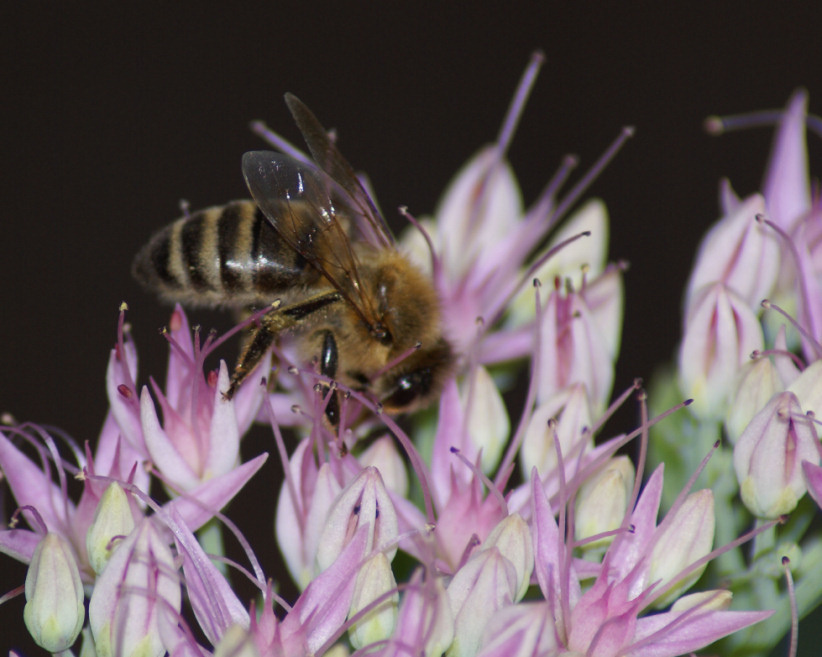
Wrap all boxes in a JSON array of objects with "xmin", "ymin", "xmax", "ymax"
[
  {"xmin": 488, "ymin": 230, "xmax": 593, "ymax": 327},
  {"xmin": 551, "ymin": 126, "xmax": 635, "ymax": 222},
  {"xmin": 466, "ymin": 51, "xmax": 545, "ymax": 236},
  {"xmin": 642, "ymin": 515, "xmax": 781, "ymax": 611},
  {"xmin": 496, "ymin": 50, "xmax": 545, "ymax": 159},
  {"xmin": 762, "ymin": 298, "xmax": 822, "ymax": 361},
  {"xmin": 704, "ymin": 109, "xmax": 787, "ymax": 135},
  {"xmin": 370, "ymin": 341, "xmax": 421, "ymax": 382},
  {"xmin": 783, "ymin": 556, "xmax": 799, "ymax": 657},
  {"xmin": 249, "ymin": 119, "xmax": 313, "ymax": 164},
  {"xmin": 264, "ymin": 393, "xmax": 306, "ymax": 529},
  {"xmin": 754, "ymin": 346, "xmax": 806, "ymax": 371},
  {"xmin": 450, "ymin": 446, "xmax": 508, "ymax": 515},
  {"xmin": 11, "ymin": 505, "xmax": 47, "ymax": 534},
  {"xmin": 400, "ymin": 205, "xmax": 442, "ymax": 281},
  {"xmin": 205, "ymin": 302, "xmax": 280, "ymax": 360},
  {"xmin": 525, "ymin": 154, "xmax": 579, "ymax": 229},
  {"xmin": 115, "ymin": 303, "xmax": 138, "ymax": 398},
  {"xmin": 94, "ymin": 472, "xmax": 268, "ymax": 591},
  {"xmin": 705, "ymin": 94, "xmax": 822, "ymax": 140},
  {"xmin": 496, "ymin": 278, "xmax": 544, "ymax": 485}
]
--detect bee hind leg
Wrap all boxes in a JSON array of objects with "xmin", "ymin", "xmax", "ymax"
[{"xmin": 225, "ymin": 291, "xmax": 342, "ymax": 399}]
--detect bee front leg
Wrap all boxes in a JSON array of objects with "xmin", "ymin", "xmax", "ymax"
[
  {"xmin": 319, "ymin": 330, "xmax": 341, "ymax": 427},
  {"xmin": 225, "ymin": 291, "xmax": 342, "ymax": 399}
]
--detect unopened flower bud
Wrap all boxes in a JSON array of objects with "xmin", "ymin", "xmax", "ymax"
[
  {"xmin": 24, "ymin": 533, "xmax": 85, "ymax": 652},
  {"xmin": 678, "ymin": 283, "xmax": 763, "ymax": 420},
  {"xmin": 479, "ymin": 514, "xmax": 533, "ymax": 602},
  {"xmin": 803, "ymin": 460, "xmax": 822, "ymax": 509},
  {"xmin": 788, "ymin": 358, "xmax": 822, "ymax": 416},
  {"xmin": 725, "ymin": 357, "xmax": 782, "ymax": 444},
  {"xmin": 447, "ymin": 549, "xmax": 518, "ymax": 657},
  {"xmin": 358, "ymin": 435, "xmax": 409, "ymax": 497},
  {"xmin": 392, "ymin": 575, "xmax": 454, "ymax": 657},
  {"xmin": 213, "ymin": 624, "xmax": 260, "ymax": 657},
  {"xmin": 435, "ymin": 147, "xmax": 522, "ymax": 284},
  {"xmin": 89, "ymin": 519, "xmax": 182, "ymax": 657},
  {"xmin": 575, "ymin": 455, "xmax": 635, "ymax": 552},
  {"xmin": 520, "ymin": 383, "xmax": 593, "ymax": 478},
  {"xmin": 317, "ymin": 467, "xmax": 398, "ymax": 571},
  {"xmin": 87, "ymin": 482, "xmax": 136, "ymax": 575},
  {"xmin": 538, "ymin": 284, "xmax": 616, "ymax": 414},
  {"xmin": 649, "ymin": 489, "xmax": 714, "ymax": 609},
  {"xmin": 734, "ymin": 391, "xmax": 819, "ymax": 518},
  {"xmin": 684, "ymin": 194, "xmax": 779, "ymax": 309},
  {"xmin": 508, "ymin": 199, "xmax": 609, "ymax": 325},
  {"xmin": 671, "ymin": 589, "xmax": 733, "ymax": 613},
  {"xmin": 461, "ymin": 366, "xmax": 509, "ymax": 473},
  {"xmin": 276, "ymin": 439, "xmax": 343, "ymax": 589},
  {"xmin": 348, "ymin": 553, "xmax": 399, "ymax": 650},
  {"xmin": 478, "ymin": 602, "xmax": 557, "ymax": 657}
]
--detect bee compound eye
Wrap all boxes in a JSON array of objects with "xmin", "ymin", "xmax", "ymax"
[{"xmin": 384, "ymin": 369, "xmax": 433, "ymax": 410}]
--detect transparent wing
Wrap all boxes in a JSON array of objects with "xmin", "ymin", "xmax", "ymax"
[
  {"xmin": 241, "ymin": 150, "xmax": 380, "ymax": 328},
  {"xmin": 284, "ymin": 93, "xmax": 395, "ymax": 249}
]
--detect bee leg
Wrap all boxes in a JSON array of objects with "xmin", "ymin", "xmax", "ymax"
[
  {"xmin": 320, "ymin": 330, "xmax": 340, "ymax": 427},
  {"xmin": 225, "ymin": 322, "xmax": 276, "ymax": 400},
  {"xmin": 225, "ymin": 291, "xmax": 342, "ymax": 399}
]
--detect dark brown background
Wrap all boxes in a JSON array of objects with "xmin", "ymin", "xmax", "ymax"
[{"xmin": 2, "ymin": 3, "xmax": 821, "ymax": 653}]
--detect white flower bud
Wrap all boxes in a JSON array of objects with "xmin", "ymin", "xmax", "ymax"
[
  {"xmin": 317, "ymin": 467, "xmax": 398, "ymax": 571},
  {"xmin": 684, "ymin": 194, "xmax": 779, "ymax": 309},
  {"xmin": 671, "ymin": 589, "xmax": 733, "ymax": 612},
  {"xmin": 649, "ymin": 490, "xmax": 715, "ymax": 609},
  {"xmin": 348, "ymin": 553, "xmax": 399, "ymax": 650},
  {"xmin": 788, "ymin": 358, "xmax": 822, "ymax": 416},
  {"xmin": 725, "ymin": 358, "xmax": 782, "ymax": 444},
  {"xmin": 678, "ymin": 283, "xmax": 763, "ymax": 420},
  {"xmin": 358, "ymin": 435, "xmax": 409, "ymax": 497},
  {"xmin": 520, "ymin": 383, "xmax": 593, "ymax": 479},
  {"xmin": 575, "ymin": 455, "xmax": 635, "ymax": 552},
  {"xmin": 24, "ymin": 533, "xmax": 85, "ymax": 652},
  {"xmin": 461, "ymin": 366, "xmax": 509, "ymax": 473},
  {"xmin": 213, "ymin": 624, "xmax": 260, "ymax": 657},
  {"xmin": 479, "ymin": 514, "xmax": 533, "ymax": 602},
  {"xmin": 87, "ymin": 482, "xmax": 136, "ymax": 575},
  {"xmin": 734, "ymin": 391, "xmax": 819, "ymax": 518},
  {"xmin": 446, "ymin": 549, "xmax": 518, "ymax": 657},
  {"xmin": 89, "ymin": 519, "xmax": 181, "ymax": 657}
]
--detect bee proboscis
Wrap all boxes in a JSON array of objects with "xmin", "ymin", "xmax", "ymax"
[{"xmin": 133, "ymin": 94, "xmax": 453, "ymax": 425}]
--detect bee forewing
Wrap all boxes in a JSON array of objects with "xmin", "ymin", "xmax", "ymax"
[{"xmin": 241, "ymin": 150, "xmax": 380, "ymax": 327}]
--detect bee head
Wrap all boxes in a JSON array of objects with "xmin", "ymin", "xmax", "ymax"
[{"xmin": 380, "ymin": 337, "xmax": 454, "ymax": 413}]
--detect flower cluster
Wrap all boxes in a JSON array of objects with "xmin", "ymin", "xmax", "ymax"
[
  {"xmin": 651, "ymin": 89, "xmax": 822, "ymax": 653},
  {"xmin": 0, "ymin": 55, "xmax": 810, "ymax": 657}
]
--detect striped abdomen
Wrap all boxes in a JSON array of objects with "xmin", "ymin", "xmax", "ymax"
[{"xmin": 132, "ymin": 200, "xmax": 319, "ymax": 307}]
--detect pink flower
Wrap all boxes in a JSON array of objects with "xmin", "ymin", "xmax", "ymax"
[{"xmin": 507, "ymin": 467, "xmax": 772, "ymax": 657}]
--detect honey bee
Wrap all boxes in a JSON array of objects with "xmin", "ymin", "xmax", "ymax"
[{"xmin": 133, "ymin": 94, "xmax": 453, "ymax": 425}]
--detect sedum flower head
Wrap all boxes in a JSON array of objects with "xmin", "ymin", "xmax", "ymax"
[{"xmin": 0, "ymin": 55, "xmax": 789, "ymax": 657}]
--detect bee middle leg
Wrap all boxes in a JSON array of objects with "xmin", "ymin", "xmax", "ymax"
[{"xmin": 225, "ymin": 291, "xmax": 342, "ymax": 399}]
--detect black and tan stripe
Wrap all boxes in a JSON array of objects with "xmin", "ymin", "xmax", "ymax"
[{"xmin": 133, "ymin": 199, "xmax": 315, "ymax": 307}]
